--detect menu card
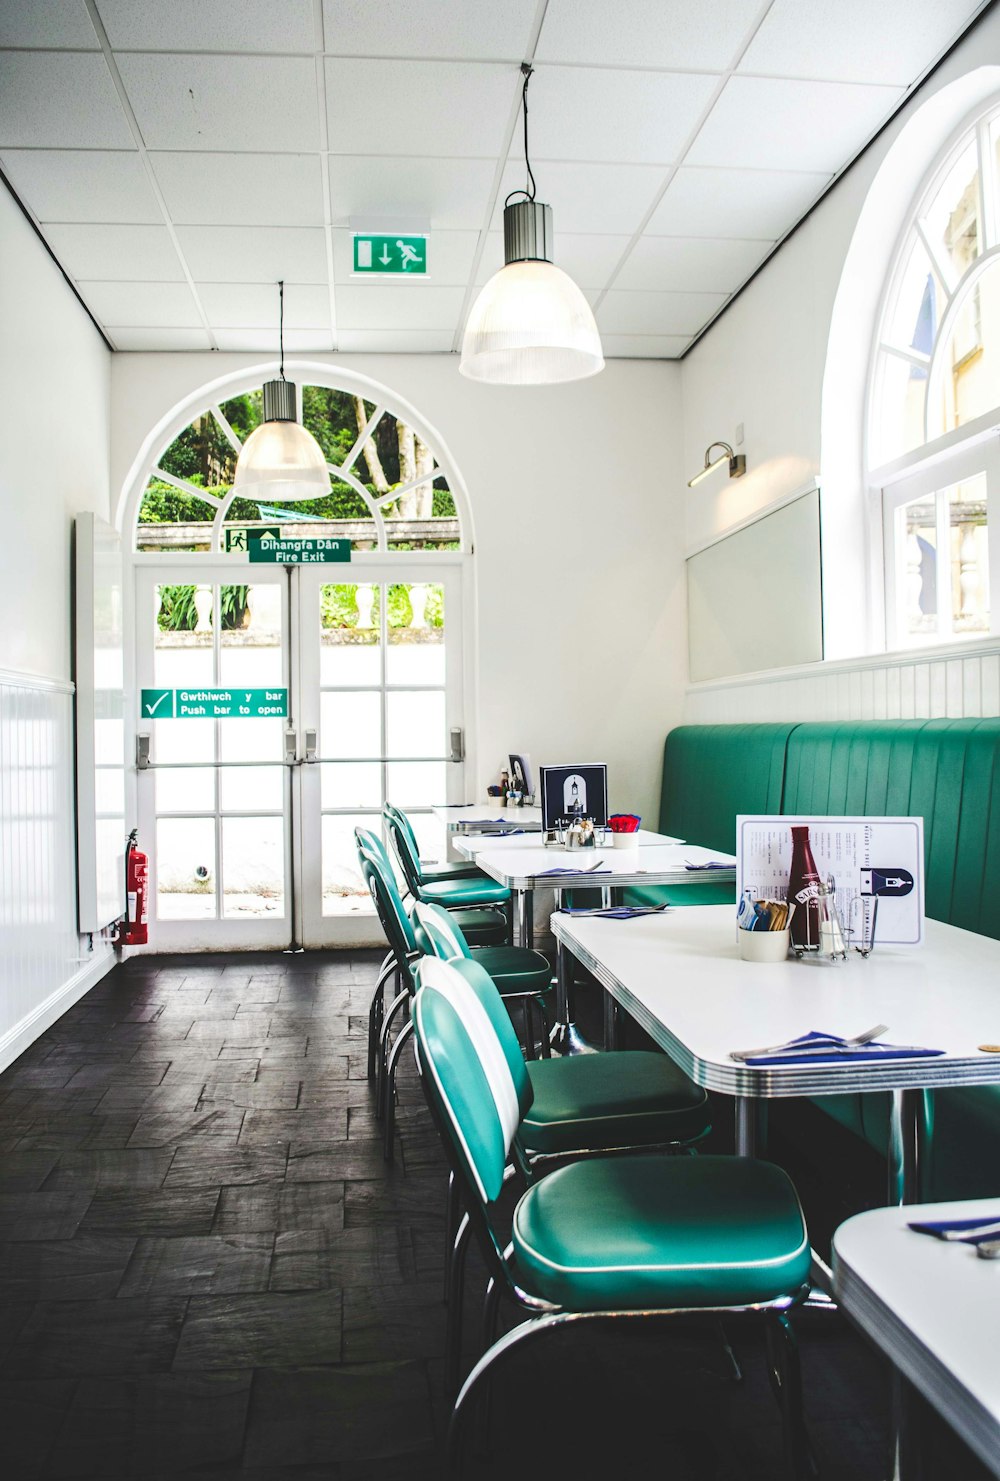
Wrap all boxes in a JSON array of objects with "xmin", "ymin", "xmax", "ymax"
[{"xmin": 736, "ymin": 815, "xmax": 925, "ymax": 946}]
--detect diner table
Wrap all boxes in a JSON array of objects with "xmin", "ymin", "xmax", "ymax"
[
  {"xmin": 473, "ymin": 843, "xmax": 736, "ymax": 1052},
  {"xmin": 834, "ymin": 1199, "xmax": 1000, "ymax": 1479},
  {"xmin": 551, "ymin": 904, "xmax": 1000, "ymax": 1205}
]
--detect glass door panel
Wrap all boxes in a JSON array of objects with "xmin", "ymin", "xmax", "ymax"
[
  {"xmin": 297, "ymin": 562, "xmax": 463, "ymax": 947},
  {"xmin": 137, "ymin": 566, "xmax": 291, "ymax": 949}
]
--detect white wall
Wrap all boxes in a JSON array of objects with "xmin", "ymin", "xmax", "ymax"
[
  {"xmin": 0, "ymin": 179, "xmax": 115, "ymax": 1063},
  {"xmin": 112, "ymin": 352, "xmax": 686, "ymax": 834},
  {"xmin": 681, "ymin": 8, "xmax": 1000, "ymax": 719}
]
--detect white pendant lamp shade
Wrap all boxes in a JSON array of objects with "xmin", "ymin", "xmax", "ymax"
[
  {"xmin": 231, "ymin": 378, "xmax": 331, "ymax": 503},
  {"xmin": 460, "ymin": 200, "xmax": 604, "ymax": 385}
]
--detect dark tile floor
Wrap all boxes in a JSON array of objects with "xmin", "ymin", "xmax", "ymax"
[{"xmin": 0, "ymin": 950, "xmax": 988, "ymax": 1479}]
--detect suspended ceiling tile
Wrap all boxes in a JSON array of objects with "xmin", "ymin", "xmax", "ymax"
[
  {"xmin": 213, "ymin": 327, "xmax": 333, "ymax": 352},
  {"xmin": 177, "ymin": 225, "xmax": 328, "ymax": 283},
  {"xmin": 197, "ymin": 282, "xmax": 330, "ymax": 330},
  {"xmin": 43, "ymin": 223, "xmax": 185, "ymax": 281},
  {"xmin": 536, "ymin": 0, "xmax": 764, "ymax": 70},
  {"xmin": 646, "ymin": 165, "xmax": 830, "ymax": 239},
  {"xmin": 0, "ymin": 52, "xmax": 132, "ymax": 149},
  {"xmin": 107, "ymin": 326, "xmax": 213, "ymax": 350},
  {"xmin": 529, "ymin": 65, "xmax": 719, "ymax": 165},
  {"xmin": 475, "ymin": 230, "xmax": 633, "ymax": 289},
  {"xmin": 152, "ymin": 152, "xmax": 326, "ymax": 226},
  {"xmin": 332, "ymin": 228, "xmax": 478, "ymax": 285},
  {"xmin": 337, "ymin": 283, "xmax": 465, "ymax": 330},
  {"xmin": 77, "ymin": 280, "xmax": 203, "ymax": 327},
  {"xmin": 0, "ymin": 149, "xmax": 161, "ymax": 223},
  {"xmin": 328, "ymin": 155, "xmax": 496, "ymax": 231},
  {"xmin": 0, "ymin": 0, "xmax": 98, "ymax": 48},
  {"xmin": 336, "ymin": 329, "xmax": 456, "ymax": 352},
  {"xmin": 322, "ymin": 0, "xmax": 537, "ymax": 59},
  {"xmin": 738, "ymin": 0, "xmax": 984, "ymax": 87},
  {"xmin": 600, "ymin": 333, "xmax": 692, "ymax": 358},
  {"xmin": 325, "ymin": 58, "xmax": 515, "ymax": 159},
  {"xmin": 615, "ymin": 235, "xmax": 772, "ymax": 293},
  {"xmin": 99, "ymin": 0, "xmax": 318, "ymax": 52},
  {"xmin": 116, "ymin": 53, "xmax": 320, "ymax": 152},
  {"xmin": 596, "ymin": 288, "xmax": 728, "ymax": 336},
  {"xmin": 491, "ymin": 159, "xmax": 665, "ymax": 235},
  {"xmin": 686, "ymin": 75, "xmax": 903, "ymax": 173}
]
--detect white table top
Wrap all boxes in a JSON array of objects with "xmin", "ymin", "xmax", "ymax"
[
  {"xmin": 834, "ymin": 1200, "xmax": 1000, "ymax": 1477},
  {"xmin": 453, "ymin": 827, "xmax": 685, "ymax": 859},
  {"xmin": 552, "ymin": 904, "xmax": 1000, "ymax": 1099},
  {"xmin": 471, "ymin": 842, "xmax": 736, "ymax": 892}
]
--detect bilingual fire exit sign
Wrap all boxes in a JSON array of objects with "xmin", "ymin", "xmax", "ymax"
[
  {"xmin": 353, "ymin": 234, "xmax": 427, "ymax": 274},
  {"xmin": 141, "ymin": 688, "xmax": 289, "ymax": 719},
  {"xmin": 225, "ymin": 528, "xmax": 351, "ymax": 563}
]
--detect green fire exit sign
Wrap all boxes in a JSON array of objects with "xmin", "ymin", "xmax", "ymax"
[
  {"xmin": 353, "ymin": 234, "xmax": 427, "ymax": 275},
  {"xmin": 141, "ymin": 688, "xmax": 288, "ymax": 719}
]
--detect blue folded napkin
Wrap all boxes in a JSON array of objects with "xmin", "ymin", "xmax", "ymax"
[
  {"xmin": 684, "ymin": 860, "xmax": 734, "ymax": 871},
  {"xmin": 560, "ymin": 904, "xmax": 668, "ymax": 919},
  {"xmin": 908, "ymin": 1214, "xmax": 1000, "ymax": 1244},
  {"xmin": 534, "ymin": 866, "xmax": 612, "ymax": 877},
  {"xmin": 734, "ymin": 1029, "xmax": 944, "ymax": 1067}
]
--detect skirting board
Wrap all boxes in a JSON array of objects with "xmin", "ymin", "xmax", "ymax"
[{"xmin": 0, "ymin": 947, "xmax": 117, "ymax": 1075}]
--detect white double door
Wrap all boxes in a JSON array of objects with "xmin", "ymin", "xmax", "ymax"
[{"xmin": 135, "ymin": 559, "xmax": 466, "ymax": 950}]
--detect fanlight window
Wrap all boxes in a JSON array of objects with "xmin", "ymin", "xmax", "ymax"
[
  {"xmin": 135, "ymin": 385, "xmax": 461, "ymax": 554},
  {"xmin": 870, "ymin": 103, "xmax": 1000, "ymax": 648}
]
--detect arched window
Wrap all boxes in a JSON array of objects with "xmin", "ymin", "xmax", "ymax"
[
  {"xmin": 869, "ymin": 101, "xmax": 1000, "ymax": 648},
  {"xmin": 134, "ymin": 383, "xmax": 462, "ymax": 554}
]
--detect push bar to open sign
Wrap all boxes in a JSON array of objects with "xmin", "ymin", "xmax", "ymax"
[{"xmin": 140, "ymin": 688, "xmax": 288, "ymax": 719}]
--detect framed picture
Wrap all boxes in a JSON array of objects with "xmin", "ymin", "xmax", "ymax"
[
  {"xmin": 508, "ymin": 753, "xmax": 533, "ymax": 798},
  {"xmin": 539, "ymin": 764, "xmax": 609, "ymax": 830}
]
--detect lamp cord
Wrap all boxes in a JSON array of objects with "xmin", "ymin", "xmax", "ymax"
[
  {"xmin": 278, "ymin": 278, "xmax": 285, "ymax": 380},
  {"xmin": 505, "ymin": 63, "xmax": 536, "ymax": 208}
]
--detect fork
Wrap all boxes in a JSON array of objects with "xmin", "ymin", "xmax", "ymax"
[{"xmin": 730, "ymin": 1023, "xmax": 889, "ymax": 1063}]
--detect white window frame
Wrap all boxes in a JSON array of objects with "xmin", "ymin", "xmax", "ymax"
[{"xmin": 867, "ymin": 97, "xmax": 1000, "ymax": 652}]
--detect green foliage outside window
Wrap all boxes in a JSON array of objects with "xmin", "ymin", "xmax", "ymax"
[
  {"xmin": 157, "ymin": 585, "xmax": 250, "ymax": 632},
  {"xmin": 320, "ymin": 584, "xmax": 444, "ymax": 630}
]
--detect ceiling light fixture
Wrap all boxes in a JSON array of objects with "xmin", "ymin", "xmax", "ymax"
[
  {"xmin": 687, "ymin": 442, "xmax": 747, "ymax": 488},
  {"xmin": 460, "ymin": 64, "xmax": 604, "ymax": 385},
  {"xmin": 231, "ymin": 281, "xmax": 331, "ymax": 503}
]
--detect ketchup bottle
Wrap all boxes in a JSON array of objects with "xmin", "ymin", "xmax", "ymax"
[{"xmin": 786, "ymin": 825, "xmax": 822, "ymax": 949}]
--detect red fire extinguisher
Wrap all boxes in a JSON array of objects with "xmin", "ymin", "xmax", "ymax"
[{"xmin": 123, "ymin": 829, "xmax": 149, "ymax": 946}]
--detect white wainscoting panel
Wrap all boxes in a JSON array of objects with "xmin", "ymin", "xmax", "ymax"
[
  {"xmin": 684, "ymin": 642, "xmax": 1000, "ymax": 724},
  {"xmin": 0, "ymin": 671, "xmax": 115, "ymax": 1071}
]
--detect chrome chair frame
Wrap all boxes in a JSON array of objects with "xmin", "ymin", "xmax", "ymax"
[
  {"xmin": 383, "ymin": 800, "xmax": 514, "ymax": 945},
  {"xmin": 412, "ymin": 1021, "xmax": 814, "ymax": 1481}
]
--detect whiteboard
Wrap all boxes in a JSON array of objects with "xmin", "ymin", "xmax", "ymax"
[
  {"xmin": 75, "ymin": 513, "xmax": 126, "ymax": 932},
  {"xmin": 687, "ymin": 489, "xmax": 823, "ymax": 682}
]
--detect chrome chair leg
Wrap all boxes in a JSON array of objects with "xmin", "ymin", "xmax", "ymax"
[
  {"xmin": 375, "ymin": 988, "xmax": 410, "ymax": 1119},
  {"xmin": 714, "ymin": 1318, "xmax": 743, "ymax": 1382},
  {"xmin": 445, "ymin": 1212, "xmax": 471, "ymax": 1397},
  {"xmin": 367, "ymin": 959, "xmax": 397, "ymax": 1081},
  {"xmin": 522, "ymin": 999, "xmax": 536, "ymax": 1060},
  {"xmin": 766, "ymin": 1311, "xmax": 814, "ymax": 1480},
  {"xmin": 382, "ymin": 1016, "xmax": 414, "ymax": 1160},
  {"xmin": 443, "ymin": 1170, "xmax": 459, "ymax": 1304}
]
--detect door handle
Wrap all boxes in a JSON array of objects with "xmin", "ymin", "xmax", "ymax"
[
  {"xmin": 137, "ymin": 733, "xmax": 150, "ymax": 770},
  {"xmin": 284, "ymin": 727, "xmax": 298, "ymax": 765},
  {"xmin": 304, "ymin": 728, "xmax": 317, "ymax": 762},
  {"xmin": 450, "ymin": 727, "xmax": 464, "ymax": 762}
]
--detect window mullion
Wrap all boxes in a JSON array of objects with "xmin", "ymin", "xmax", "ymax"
[{"xmin": 976, "ymin": 117, "xmax": 996, "ymax": 253}]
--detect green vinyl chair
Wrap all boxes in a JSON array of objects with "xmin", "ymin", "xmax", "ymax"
[
  {"xmin": 412, "ymin": 956, "xmax": 814, "ymax": 1480},
  {"xmin": 354, "ymin": 829, "xmax": 553, "ymax": 1159},
  {"xmin": 383, "ymin": 801, "xmax": 513, "ymax": 946}
]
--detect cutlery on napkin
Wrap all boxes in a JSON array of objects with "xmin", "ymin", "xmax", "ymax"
[
  {"xmin": 684, "ymin": 859, "xmax": 735, "ymax": 870},
  {"xmin": 559, "ymin": 904, "xmax": 669, "ymax": 919},
  {"xmin": 534, "ymin": 863, "xmax": 611, "ymax": 877},
  {"xmin": 729, "ymin": 1028, "xmax": 944, "ymax": 1066}
]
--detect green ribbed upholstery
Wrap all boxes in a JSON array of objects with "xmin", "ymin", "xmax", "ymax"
[
  {"xmin": 523, "ymin": 1052, "xmax": 708, "ymax": 1154},
  {"xmin": 626, "ymin": 723, "xmax": 794, "ymax": 909},
  {"xmin": 513, "ymin": 1154, "xmax": 811, "ymax": 1311}
]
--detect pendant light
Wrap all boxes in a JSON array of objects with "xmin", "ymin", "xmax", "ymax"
[
  {"xmin": 460, "ymin": 65, "xmax": 604, "ymax": 385},
  {"xmin": 231, "ymin": 281, "xmax": 331, "ymax": 503}
]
